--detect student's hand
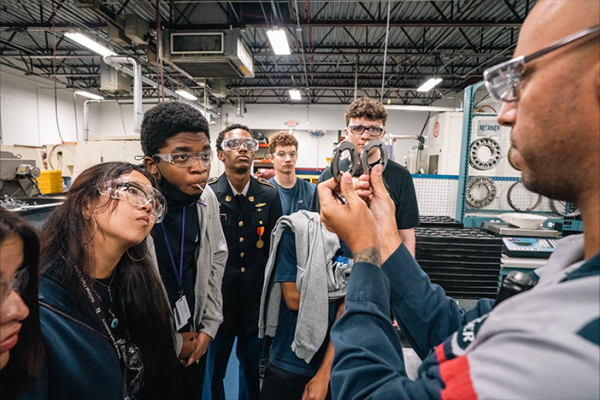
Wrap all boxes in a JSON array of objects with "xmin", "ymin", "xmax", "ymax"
[
  {"xmin": 318, "ymin": 173, "xmax": 381, "ymax": 266},
  {"xmin": 178, "ymin": 331, "xmax": 198, "ymax": 362},
  {"xmin": 186, "ymin": 331, "xmax": 212, "ymax": 366},
  {"xmin": 302, "ymin": 374, "xmax": 329, "ymax": 400}
]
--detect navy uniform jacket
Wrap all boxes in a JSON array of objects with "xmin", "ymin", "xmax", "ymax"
[{"xmin": 209, "ymin": 173, "xmax": 283, "ymax": 335}]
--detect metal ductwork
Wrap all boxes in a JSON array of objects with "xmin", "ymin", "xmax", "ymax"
[{"xmin": 103, "ymin": 56, "xmax": 143, "ymax": 135}]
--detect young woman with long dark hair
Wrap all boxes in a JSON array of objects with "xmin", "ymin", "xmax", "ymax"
[
  {"xmin": 0, "ymin": 208, "xmax": 44, "ymax": 400},
  {"xmin": 20, "ymin": 162, "xmax": 178, "ymax": 400}
]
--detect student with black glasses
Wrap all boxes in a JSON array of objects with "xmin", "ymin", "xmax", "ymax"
[{"xmin": 20, "ymin": 162, "xmax": 178, "ymax": 400}]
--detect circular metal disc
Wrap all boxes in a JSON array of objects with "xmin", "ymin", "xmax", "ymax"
[{"xmin": 469, "ymin": 137, "xmax": 502, "ymax": 171}]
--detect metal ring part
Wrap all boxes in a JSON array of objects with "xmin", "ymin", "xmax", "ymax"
[
  {"xmin": 361, "ymin": 140, "xmax": 389, "ymax": 176},
  {"xmin": 466, "ymin": 176, "xmax": 497, "ymax": 208},
  {"xmin": 331, "ymin": 141, "xmax": 358, "ymax": 182},
  {"xmin": 507, "ymin": 146, "xmax": 521, "ymax": 171},
  {"xmin": 506, "ymin": 180, "xmax": 542, "ymax": 212},
  {"xmin": 548, "ymin": 199, "xmax": 581, "ymax": 218},
  {"xmin": 469, "ymin": 137, "xmax": 502, "ymax": 171}
]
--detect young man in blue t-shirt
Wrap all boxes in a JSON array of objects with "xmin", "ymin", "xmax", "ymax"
[
  {"xmin": 268, "ymin": 132, "xmax": 316, "ymax": 216},
  {"xmin": 260, "ymin": 228, "xmax": 349, "ymax": 400}
]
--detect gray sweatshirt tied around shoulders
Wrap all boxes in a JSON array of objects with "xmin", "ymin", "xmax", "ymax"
[{"xmin": 259, "ymin": 210, "xmax": 351, "ymax": 363}]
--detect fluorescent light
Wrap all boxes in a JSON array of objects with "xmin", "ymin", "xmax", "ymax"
[
  {"xmin": 289, "ymin": 89, "xmax": 301, "ymax": 100},
  {"xmin": 176, "ymin": 90, "xmax": 198, "ymax": 101},
  {"xmin": 385, "ymin": 105, "xmax": 462, "ymax": 112},
  {"xmin": 266, "ymin": 29, "xmax": 291, "ymax": 55},
  {"xmin": 64, "ymin": 32, "xmax": 116, "ymax": 57},
  {"xmin": 417, "ymin": 78, "xmax": 443, "ymax": 92},
  {"xmin": 75, "ymin": 90, "xmax": 104, "ymax": 100}
]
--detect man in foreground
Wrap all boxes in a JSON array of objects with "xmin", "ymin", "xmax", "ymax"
[{"xmin": 319, "ymin": 1, "xmax": 599, "ymax": 398}]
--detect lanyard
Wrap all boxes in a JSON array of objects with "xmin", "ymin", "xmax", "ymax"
[{"xmin": 158, "ymin": 205, "xmax": 186, "ymax": 291}]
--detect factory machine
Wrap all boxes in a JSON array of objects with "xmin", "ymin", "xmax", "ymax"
[{"xmin": 0, "ymin": 151, "xmax": 42, "ymax": 197}]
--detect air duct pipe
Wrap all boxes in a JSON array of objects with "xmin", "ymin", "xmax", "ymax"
[
  {"xmin": 103, "ymin": 56, "xmax": 143, "ymax": 135},
  {"xmin": 83, "ymin": 98, "xmax": 172, "ymax": 141},
  {"xmin": 102, "ymin": 55, "xmax": 216, "ymax": 118}
]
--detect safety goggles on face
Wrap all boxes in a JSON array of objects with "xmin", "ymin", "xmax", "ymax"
[
  {"xmin": 0, "ymin": 268, "xmax": 28, "ymax": 305},
  {"xmin": 153, "ymin": 151, "xmax": 213, "ymax": 168},
  {"xmin": 98, "ymin": 179, "xmax": 167, "ymax": 224},
  {"xmin": 221, "ymin": 138, "xmax": 259, "ymax": 152},
  {"xmin": 347, "ymin": 124, "xmax": 386, "ymax": 138},
  {"xmin": 484, "ymin": 24, "xmax": 600, "ymax": 102},
  {"xmin": 273, "ymin": 150, "xmax": 298, "ymax": 159},
  {"xmin": 117, "ymin": 339, "xmax": 144, "ymax": 399}
]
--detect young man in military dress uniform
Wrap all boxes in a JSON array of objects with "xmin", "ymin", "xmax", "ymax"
[{"xmin": 205, "ymin": 123, "xmax": 283, "ymax": 400}]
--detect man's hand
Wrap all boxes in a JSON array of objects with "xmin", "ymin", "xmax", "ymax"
[
  {"xmin": 186, "ymin": 331, "xmax": 212, "ymax": 366},
  {"xmin": 318, "ymin": 172, "xmax": 379, "ymax": 260},
  {"xmin": 368, "ymin": 165, "xmax": 402, "ymax": 262},
  {"xmin": 178, "ymin": 331, "xmax": 198, "ymax": 362},
  {"xmin": 302, "ymin": 373, "xmax": 329, "ymax": 400}
]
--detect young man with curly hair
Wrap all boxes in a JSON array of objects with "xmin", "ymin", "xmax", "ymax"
[
  {"xmin": 310, "ymin": 97, "xmax": 420, "ymax": 255},
  {"xmin": 141, "ymin": 101, "xmax": 228, "ymax": 400},
  {"xmin": 267, "ymin": 132, "xmax": 316, "ymax": 216},
  {"xmin": 206, "ymin": 123, "xmax": 282, "ymax": 400}
]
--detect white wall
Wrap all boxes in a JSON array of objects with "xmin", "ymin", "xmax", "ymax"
[{"xmin": 0, "ymin": 65, "xmax": 94, "ymax": 146}]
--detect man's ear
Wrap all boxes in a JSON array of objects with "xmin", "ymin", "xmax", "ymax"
[
  {"xmin": 217, "ymin": 149, "xmax": 225, "ymax": 162},
  {"xmin": 143, "ymin": 156, "xmax": 159, "ymax": 176},
  {"xmin": 268, "ymin": 153, "xmax": 274, "ymax": 162}
]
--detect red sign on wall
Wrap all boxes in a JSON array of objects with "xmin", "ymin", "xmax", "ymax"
[{"xmin": 433, "ymin": 122, "xmax": 440, "ymax": 138}]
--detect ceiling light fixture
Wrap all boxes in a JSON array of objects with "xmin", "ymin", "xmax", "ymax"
[
  {"xmin": 417, "ymin": 78, "xmax": 443, "ymax": 92},
  {"xmin": 176, "ymin": 90, "xmax": 198, "ymax": 101},
  {"xmin": 74, "ymin": 90, "xmax": 104, "ymax": 100},
  {"xmin": 289, "ymin": 89, "xmax": 301, "ymax": 100},
  {"xmin": 266, "ymin": 29, "xmax": 291, "ymax": 55},
  {"xmin": 64, "ymin": 32, "xmax": 116, "ymax": 57}
]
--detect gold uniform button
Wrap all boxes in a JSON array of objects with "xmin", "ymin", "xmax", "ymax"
[
  {"xmin": 239, "ymin": 237, "xmax": 244, "ymax": 243},
  {"xmin": 259, "ymin": 221, "xmax": 263, "ymax": 225},
  {"xmin": 240, "ymin": 252, "xmax": 245, "ymax": 258},
  {"xmin": 239, "ymin": 221, "xmax": 244, "ymax": 227},
  {"xmin": 241, "ymin": 267, "xmax": 246, "ymax": 273}
]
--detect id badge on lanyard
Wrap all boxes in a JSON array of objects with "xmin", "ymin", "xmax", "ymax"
[{"xmin": 159, "ymin": 207, "xmax": 192, "ymax": 331}]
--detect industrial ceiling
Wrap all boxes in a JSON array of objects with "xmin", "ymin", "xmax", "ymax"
[{"xmin": 0, "ymin": 0, "xmax": 534, "ymax": 106}]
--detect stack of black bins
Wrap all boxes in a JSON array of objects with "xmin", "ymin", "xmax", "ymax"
[
  {"xmin": 415, "ymin": 227, "xmax": 502, "ymax": 299},
  {"xmin": 419, "ymin": 216, "xmax": 464, "ymax": 229}
]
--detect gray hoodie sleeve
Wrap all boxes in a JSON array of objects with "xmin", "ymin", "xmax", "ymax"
[{"xmin": 198, "ymin": 186, "xmax": 228, "ymax": 339}]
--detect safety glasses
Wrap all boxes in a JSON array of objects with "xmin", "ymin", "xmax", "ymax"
[
  {"xmin": 273, "ymin": 150, "xmax": 298, "ymax": 159},
  {"xmin": 117, "ymin": 339, "xmax": 144, "ymax": 399},
  {"xmin": 347, "ymin": 124, "xmax": 386, "ymax": 138},
  {"xmin": 153, "ymin": 151, "xmax": 213, "ymax": 168},
  {"xmin": 221, "ymin": 138, "xmax": 259, "ymax": 152},
  {"xmin": 484, "ymin": 24, "xmax": 600, "ymax": 102},
  {"xmin": 98, "ymin": 179, "xmax": 167, "ymax": 223},
  {"xmin": 0, "ymin": 268, "xmax": 29, "ymax": 305}
]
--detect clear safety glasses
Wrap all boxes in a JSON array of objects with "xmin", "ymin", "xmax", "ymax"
[
  {"xmin": 484, "ymin": 24, "xmax": 600, "ymax": 102},
  {"xmin": 0, "ymin": 268, "xmax": 29, "ymax": 305},
  {"xmin": 153, "ymin": 151, "xmax": 213, "ymax": 168},
  {"xmin": 117, "ymin": 339, "xmax": 144, "ymax": 398},
  {"xmin": 347, "ymin": 124, "xmax": 386, "ymax": 138},
  {"xmin": 221, "ymin": 138, "xmax": 259, "ymax": 152},
  {"xmin": 98, "ymin": 179, "xmax": 167, "ymax": 223},
  {"xmin": 273, "ymin": 150, "xmax": 298, "ymax": 159}
]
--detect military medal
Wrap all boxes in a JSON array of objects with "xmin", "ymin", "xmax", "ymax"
[{"xmin": 256, "ymin": 226, "xmax": 265, "ymax": 249}]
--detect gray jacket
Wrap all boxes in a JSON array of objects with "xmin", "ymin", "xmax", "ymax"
[
  {"xmin": 148, "ymin": 184, "xmax": 228, "ymax": 354},
  {"xmin": 259, "ymin": 210, "xmax": 351, "ymax": 363}
]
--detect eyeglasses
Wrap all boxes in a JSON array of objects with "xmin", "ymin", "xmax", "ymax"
[
  {"xmin": 153, "ymin": 151, "xmax": 213, "ymax": 168},
  {"xmin": 221, "ymin": 138, "xmax": 259, "ymax": 152},
  {"xmin": 117, "ymin": 339, "xmax": 144, "ymax": 398},
  {"xmin": 98, "ymin": 179, "xmax": 167, "ymax": 223},
  {"xmin": 273, "ymin": 150, "xmax": 298, "ymax": 159},
  {"xmin": 347, "ymin": 124, "xmax": 386, "ymax": 138},
  {"xmin": 0, "ymin": 268, "xmax": 29, "ymax": 305},
  {"xmin": 484, "ymin": 24, "xmax": 600, "ymax": 102}
]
